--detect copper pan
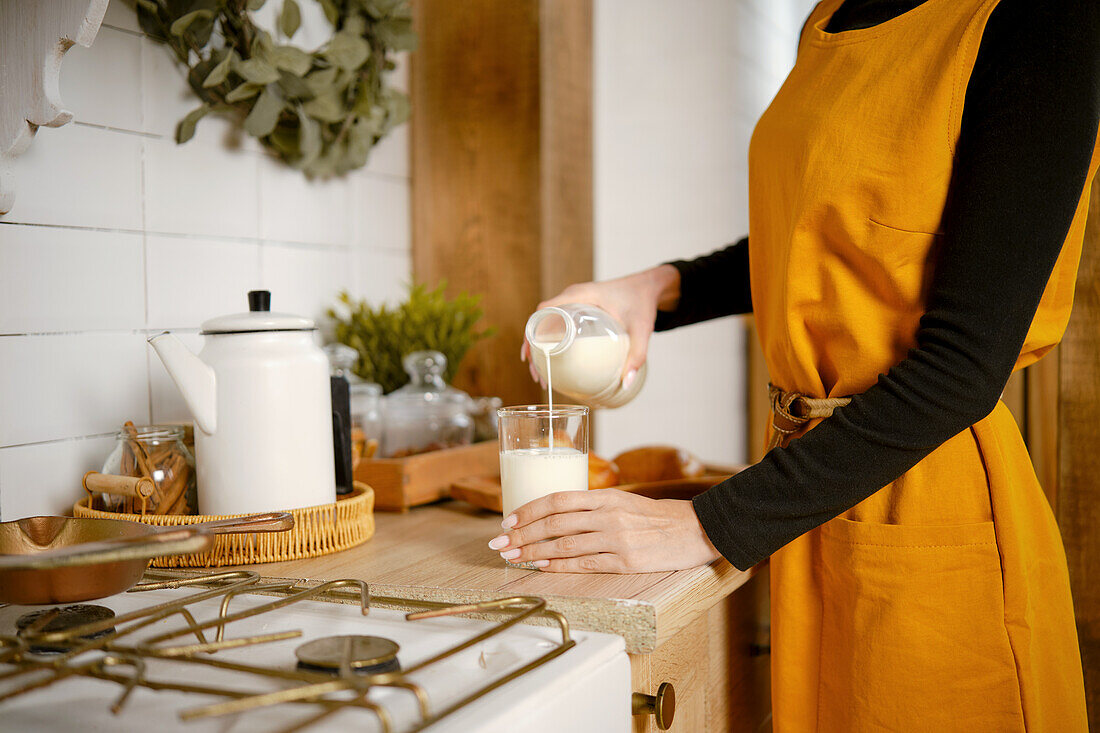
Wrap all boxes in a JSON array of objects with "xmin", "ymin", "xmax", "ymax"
[{"xmin": 0, "ymin": 512, "xmax": 293, "ymax": 605}]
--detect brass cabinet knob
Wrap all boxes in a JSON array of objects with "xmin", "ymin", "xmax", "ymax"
[{"xmin": 632, "ymin": 681, "xmax": 675, "ymax": 730}]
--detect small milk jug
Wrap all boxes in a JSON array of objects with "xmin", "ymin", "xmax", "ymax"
[{"xmin": 524, "ymin": 304, "xmax": 646, "ymax": 408}]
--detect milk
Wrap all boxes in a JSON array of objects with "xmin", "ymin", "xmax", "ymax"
[
  {"xmin": 499, "ymin": 447, "xmax": 588, "ymax": 517},
  {"xmin": 533, "ymin": 335, "xmax": 629, "ymax": 399}
]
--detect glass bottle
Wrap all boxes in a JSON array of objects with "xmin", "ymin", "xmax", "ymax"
[{"xmin": 525, "ymin": 304, "xmax": 646, "ymax": 408}]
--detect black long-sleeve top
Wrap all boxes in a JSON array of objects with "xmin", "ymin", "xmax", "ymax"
[{"xmin": 655, "ymin": 0, "xmax": 1100, "ymax": 570}]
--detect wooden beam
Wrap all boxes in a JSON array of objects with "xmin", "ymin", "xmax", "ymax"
[
  {"xmin": 409, "ymin": 0, "xmax": 593, "ymax": 406},
  {"xmin": 1059, "ymin": 175, "xmax": 1100, "ymax": 726},
  {"xmin": 539, "ymin": 0, "xmax": 593, "ymax": 299}
]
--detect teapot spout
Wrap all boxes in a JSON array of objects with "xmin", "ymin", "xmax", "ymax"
[{"xmin": 148, "ymin": 333, "xmax": 216, "ymax": 435}]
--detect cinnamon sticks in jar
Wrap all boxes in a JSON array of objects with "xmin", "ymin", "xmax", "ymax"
[{"xmin": 104, "ymin": 422, "xmax": 196, "ymax": 515}]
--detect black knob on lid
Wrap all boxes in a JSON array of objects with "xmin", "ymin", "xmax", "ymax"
[{"xmin": 248, "ymin": 290, "xmax": 271, "ymax": 312}]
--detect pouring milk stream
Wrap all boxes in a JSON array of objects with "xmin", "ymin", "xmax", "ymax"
[{"xmin": 498, "ymin": 305, "xmax": 643, "ymax": 517}]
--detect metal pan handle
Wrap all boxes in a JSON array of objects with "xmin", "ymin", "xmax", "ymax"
[{"xmin": 187, "ymin": 512, "xmax": 295, "ymax": 534}]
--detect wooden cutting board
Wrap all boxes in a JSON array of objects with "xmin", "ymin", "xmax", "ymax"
[{"xmin": 450, "ymin": 473, "xmax": 739, "ymax": 514}]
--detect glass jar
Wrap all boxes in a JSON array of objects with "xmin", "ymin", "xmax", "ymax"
[
  {"xmin": 350, "ymin": 381, "xmax": 383, "ymax": 466},
  {"xmin": 382, "ymin": 351, "xmax": 474, "ymax": 457},
  {"xmin": 525, "ymin": 304, "xmax": 646, "ymax": 408},
  {"xmin": 100, "ymin": 425, "xmax": 196, "ymax": 514}
]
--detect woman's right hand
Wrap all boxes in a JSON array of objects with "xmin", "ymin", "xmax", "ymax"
[{"xmin": 522, "ymin": 264, "xmax": 681, "ymax": 389}]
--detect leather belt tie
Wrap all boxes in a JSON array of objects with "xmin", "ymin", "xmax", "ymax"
[{"xmin": 767, "ymin": 383, "xmax": 852, "ymax": 451}]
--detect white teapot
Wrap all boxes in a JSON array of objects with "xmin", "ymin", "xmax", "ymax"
[{"xmin": 149, "ymin": 291, "xmax": 336, "ymax": 515}]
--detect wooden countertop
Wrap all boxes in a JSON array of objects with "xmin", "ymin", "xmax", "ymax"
[{"xmin": 222, "ymin": 500, "xmax": 752, "ymax": 653}]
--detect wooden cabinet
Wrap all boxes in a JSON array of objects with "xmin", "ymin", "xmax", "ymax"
[{"xmin": 630, "ymin": 569, "xmax": 770, "ymax": 733}]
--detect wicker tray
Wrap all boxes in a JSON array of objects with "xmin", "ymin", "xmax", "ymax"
[{"xmin": 73, "ymin": 482, "xmax": 374, "ymax": 568}]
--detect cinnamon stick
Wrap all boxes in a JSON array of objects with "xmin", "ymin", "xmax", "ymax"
[{"xmin": 154, "ymin": 453, "xmax": 190, "ymax": 515}]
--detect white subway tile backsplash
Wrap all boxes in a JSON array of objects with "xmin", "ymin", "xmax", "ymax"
[
  {"xmin": 60, "ymin": 26, "xmax": 143, "ymax": 133},
  {"xmin": 145, "ymin": 235, "xmax": 262, "ymax": 329},
  {"xmin": 148, "ymin": 330, "xmax": 202, "ymax": 424},
  {"xmin": 261, "ymin": 243, "xmax": 351, "ymax": 326},
  {"xmin": 0, "ymin": 435, "xmax": 117, "ymax": 520},
  {"xmin": 0, "ymin": 225, "xmax": 145, "ymax": 334},
  {"xmin": 143, "ymin": 136, "xmax": 261, "ymax": 239},
  {"xmin": 7, "ymin": 123, "xmax": 143, "ymax": 230},
  {"xmin": 366, "ymin": 124, "xmax": 410, "ymax": 180},
  {"xmin": 354, "ymin": 174, "xmax": 411, "ymax": 251},
  {"xmin": 258, "ymin": 155, "xmax": 352, "ymax": 246},
  {"xmin": 103, "ymin": 0, "xmax": 142, "ymax": 34},
  {"xmin": 0, "ymin": 333, "xmax": 150, "ymax": 446},
  {"xmin": 351, "ymin": 249, "xmax": 411, "ymax": 307}
]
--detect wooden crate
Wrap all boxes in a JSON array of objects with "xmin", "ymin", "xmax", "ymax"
[{"xmin": 354, "ymin": 441, "xmax": 500, "ymax": 511}]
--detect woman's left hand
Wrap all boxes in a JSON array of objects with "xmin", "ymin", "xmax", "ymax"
[{"xmin": 487, "ymin": 489, "xmax": 722, "ymax": 573}]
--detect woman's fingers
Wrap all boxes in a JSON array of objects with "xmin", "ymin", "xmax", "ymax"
[
  {"xmin": 537, "ymin": 553, "xmax": 626, "ymax": 573},
  {"xmin": 491, "ymin": 510, "xmax": 606, "ymax": 552},
  {"xmin": 501, "ymin": 531, "xmax": 612, "ymax": 562},
  {"xmin": 505, "ymin": 489, "xmax": 615, "ymax": 530},
  {"xmin": 622, "ymin": 325, "xmax": 652, "ymax": 377}
]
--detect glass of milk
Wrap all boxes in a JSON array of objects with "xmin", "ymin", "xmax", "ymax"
[{"xmin": 497, "ymin": 404, "xmax": 589, "ymax": 520}]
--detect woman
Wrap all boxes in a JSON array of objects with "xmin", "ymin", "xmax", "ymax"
[{"xmin": 489, "ymin": 0, "xmax": 1099, "ymax": 729}]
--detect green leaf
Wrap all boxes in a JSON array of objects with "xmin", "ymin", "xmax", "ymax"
[
  {"xmin": 136, "ymin": 2, "xmax": 166, "ymax": 40},
  {"xmin": 202, "ymin": 50, "xmax": 236, "ymax": 88},
  {"xmin": 269, "ymin": 125, "xmax": 301, "ymax": 157},
  {"xmin": 381, "ymin": 88, "xmax": 410, "ymax": 130},
  {"xmin": 244, "ymin": 87, "xmax": 285, "ymax": 137},
  {"xmin": 279, "ymin": 0, "xmax": 301, "ymax": 39},
  {"xmin": 225, "ymin": 82, "xmax": 263, "ymax": 102},
  {"xmin": 302, "ymin": 91, "xmax": 345, "ymax": 123},
  {"xmin": 352, "ymin": 82, "xmax": 376, "ymax": 118},
  {"xmin": 247, "ymin": 0, "xmax": 267, "ymax": 9},
  {"xmin": 297, "ymin": 107, "xmax": 322, "ymax": 165},
  {"xmin": 342, "ymin": 13, "xmax": 366, "ymax": 36},
  {"xmin": 277, "ymin": 69, "xmax": 313, "ymax": 99},
  {"xmin": 304, "ymin": 67, "xmax": 339, "ymax": 96},
  {"xmin": 323, "ymin": 31, "xmax": 370, "ymax": 70},
  {"xmin": 270, "ymin": 45, "xmax": 313, "ymax": 76},
  {"xmin": 175, "ymin": 105, "xmax": 209, "ymax": 144},
  {"xmin": 362, "ymin": 0, "xmax": 405, "ymax": 19},
  {"xmin": 346, "ymin": 119, "xmax": 373, "ymax": 169},
  {"xmin": 318, "ymin": 0, "xmax": 339, "ymax": 25},
  {"xmin": 374, "ymin": 17, "xmax": 417, "ymax": 51},
  {"xmin": 236, "ymin": 57, "xmax": 281, "ymax": 84},
  {"xmin": 170, "ymin": 9, "xmax": 213, "ymax": 37}
]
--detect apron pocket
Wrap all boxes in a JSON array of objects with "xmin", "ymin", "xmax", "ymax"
[{"xmin": 816, "ymin": 518, "xmax": 1024, "ymax": 732}]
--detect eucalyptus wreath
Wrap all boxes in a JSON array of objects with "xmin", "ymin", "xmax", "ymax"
[{"xmin": 136, "ymin": 0, "xmax": 415, "ymax": 177}]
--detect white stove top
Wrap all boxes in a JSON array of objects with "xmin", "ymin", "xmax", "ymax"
[{"xmin": 0, "ymin": 581, "xmax": 630, "ymax": 732}]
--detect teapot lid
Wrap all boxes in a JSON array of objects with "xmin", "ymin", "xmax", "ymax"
[{"xmin": 201, "ymin": 290, "xmax": 316, "ymax": 334}]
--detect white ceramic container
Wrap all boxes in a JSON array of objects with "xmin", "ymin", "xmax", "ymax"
[{"xmin": 148, "ymin": 290, "xmax": 336, "ymax": 515}]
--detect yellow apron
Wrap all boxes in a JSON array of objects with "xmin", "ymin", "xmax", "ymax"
[{"xmin": 748, "ymin": 0, "xmax": 1099, "ymax": 729}]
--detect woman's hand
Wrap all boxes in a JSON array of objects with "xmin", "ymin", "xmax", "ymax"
[
  {"xmin": 522, "ymin": 265, "xmax": 681, "ymax": 388},
  {"xmin": 487, "ymin": 489, "xmax": 721, "ymax": 573}
]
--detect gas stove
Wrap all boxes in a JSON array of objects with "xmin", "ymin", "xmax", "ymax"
[{"xmin": 0, "ymin": 570, "xmax": 630, "ymax": 731}]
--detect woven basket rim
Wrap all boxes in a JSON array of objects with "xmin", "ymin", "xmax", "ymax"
[
  {"xmin": 73, "ymin": 482, "xmax": 374, "ymax": 566},
  {"xmin": 74, "ymin": 482, "xmax": 373, "ymax": 523}
]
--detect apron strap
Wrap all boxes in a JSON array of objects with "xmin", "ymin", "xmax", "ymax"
[{"xmin": 767, "ymin": 383, "xmax": 852, "ymax": 451}]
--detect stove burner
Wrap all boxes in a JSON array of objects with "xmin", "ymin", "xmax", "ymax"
[
  {"xmin": 295, "ymin": 635, "xmax": 401, "ymax": 676},
  {"xmin": 15, "ymin": 604, "xmax": 116, "ymax": 654}
]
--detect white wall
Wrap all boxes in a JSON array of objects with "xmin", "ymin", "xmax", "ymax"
[
  {"xmin": 592, "ymin": 0, "xmax": 817, "ymax": 464},
  {"xmin": 0, "ymin": 3, "xmax": 411, "ymax": 520}
]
